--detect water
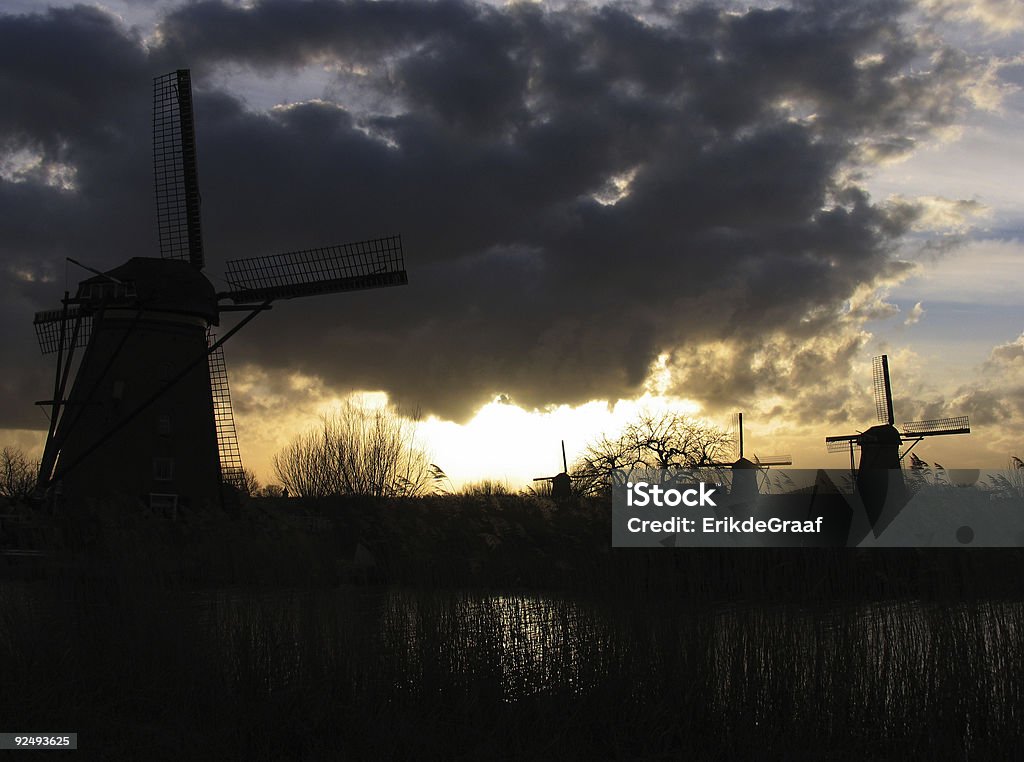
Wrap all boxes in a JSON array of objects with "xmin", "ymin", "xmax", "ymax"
[
  {"xmin": 3, "ymin": 582, "xmax": 1022, "ymax": 755},
  {"xmin": 186, "ymin": 586, "xmax": 1023, "ymax": 712}
]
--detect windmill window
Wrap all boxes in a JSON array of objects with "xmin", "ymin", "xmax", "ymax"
[
  {"xmin": 84, "ymin": 281, "xmax": 136, "ymax": 301},
  {"xmin": 153, "ymin": 457, "xmax": 174, "ymax": 481},
  {"xmin": 157, "ymin": 414, "xmax": 172, "ymax": 436},
  {"xmin": 149, "ymin": 493, "xmax": 178, "ymax": 513}
]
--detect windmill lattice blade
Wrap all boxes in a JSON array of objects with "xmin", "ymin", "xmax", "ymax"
[
  {"xmin": 901, "ymin": 417, "xmax": 970, "ymax": 436},
  {"xmin": 755, "ymin": 455, "xmax": 792, "ymax": 466},
  {"xmin": 208, "ymin": 336, "xmax": 245, "ymax": 491},
  {"xmin": 872, "ymin": 355, "xmax": 894, "ymax": 425},
  {"xmin": 223, "ymin": 235, "xmax": 407, "ymax": 303},
  {"xmin": 154, "ymin": 70, "xmax": 204, "ymax": 269},
  {"xmin": 33, "ymin": 308, "xmax": 92, "ymax": 355},
  {"xmin": 826, "ymin": 436, "xmax": 860, "ymax": 453}
]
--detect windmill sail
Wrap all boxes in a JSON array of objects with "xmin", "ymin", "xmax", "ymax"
[
  {"xmin": 901, "ymin": 416, "xmax": 970, "ymax": 437},
  {"xmin": 873, "ymin": 355, "xmax": 894, "ymax": 425},
  {"xmin": 154, "ymin": 69, "xmax": 204, "ymax": 269},
  {"xmin": 706, "ymin": 413, "xmax": 792, "ymax": 467},
  {"xmin": 208, "ymin": 338, "xmax": 245, "ymax": 492},
  {"xmin": 222, "ymin": 235, "xmax": 407, "ymax": 303},
  {"xmin": 753, "ymin": 455, "xmax": 793, "ymax": 466},
  {"xmin": 826, "ymin": 436, "xmax": 860, "ymax": 453},
  {"xmin": 33, "ymin": 307, "xmax": 92, "ymax": 354}
]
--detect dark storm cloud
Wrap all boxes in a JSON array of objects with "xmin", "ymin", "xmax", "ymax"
[
  {"xmin": 0, "ymin": 6, "xmax": 157, "ymax": 277},
  {"xmin": 0, "ymin": 0, "xmax": 982, "ymax": 427}
]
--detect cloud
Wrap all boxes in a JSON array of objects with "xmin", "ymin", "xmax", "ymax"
[
  {"xmin": 892, "ymin": 237, "xmax": 1024, "ymax": 306},
  {"xmin": 904, "ymin": 301, "xmax": 925, "ymax": 325},
  {"xmin": 922, "ymin": 0, "xmax": 1024, "ymax": 35},
  {"xmin": 0, "ymin": 0, "xmax": 994, "ymax": 433},
  {"xmin": 934, "ymin": 334, "xmax": 1024, "ymax": 460},
  {"xmin": 888, "ymin": 195, "xmax": 991, "ymax": 234},
  {"xmin": 986, "ymin": 333, "xmax": 1024, "ymax": 369}
]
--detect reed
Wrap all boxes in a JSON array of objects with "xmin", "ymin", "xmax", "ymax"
[
  {"xmin": 3, "ymin": 491, "xmax": 1023, "ymax": 757},
  {"xmin": 2, "ymin": 580, "xmax": 1022, "ymax": 759}
]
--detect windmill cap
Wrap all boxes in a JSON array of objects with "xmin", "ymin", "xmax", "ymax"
[
  {"xmin": 78, "ymin": 257, "xmax": 218, "ymax": 323},
  {"xmin": 861, "ymin": 423, "xmax": 902, "ymax": 444}
]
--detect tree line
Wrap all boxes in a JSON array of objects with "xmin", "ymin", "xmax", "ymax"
[{"xmin": 9, "ymin": 403, "xmax": 1021, "ymax": 502}]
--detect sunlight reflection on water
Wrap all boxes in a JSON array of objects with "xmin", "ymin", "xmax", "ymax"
[{"xmin": 187, "ymin": 586, "xmax": 1022, "ymax": 719}]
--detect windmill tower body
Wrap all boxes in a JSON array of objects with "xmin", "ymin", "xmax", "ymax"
[
  {"xmin": 53, "ymin": 258, "xmax": 221, "ymax": 506},
  {"xmin": 853, "ymin": 423, "xmax": 905, "ymax": 529},
  {"xmin": 729, "ymin": 457, "xmax": 761, "ymax": 502}
]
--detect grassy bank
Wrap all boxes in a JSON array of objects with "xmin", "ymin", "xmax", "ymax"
[{"xmin": 6, "ymin": 492, "xmax": 1024, "ymax": 603}]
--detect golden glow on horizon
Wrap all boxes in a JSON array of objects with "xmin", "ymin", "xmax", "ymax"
[
  {"xmin": 0, "ymin": 382, "xmax": 1004, "ymax": 497},
  {"xmin": 418, "ymin": 394, "xmax": 704, "ymax": 489}
]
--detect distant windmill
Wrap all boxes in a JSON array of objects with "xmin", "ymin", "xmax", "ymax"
[
  {"xmin": 32, "ymin": 70, "xmax": 408, "ymax": 511},
  {"xmin": 533, "ymin": 440, "xmax": 576, "ymax": 503},
  {"xmin": 706, "ymin": 413, "xmax": 792, "ymax": 499},
  {"xmin": 824, "ymin": 355, "xmax": 970, "ymax": 530}
]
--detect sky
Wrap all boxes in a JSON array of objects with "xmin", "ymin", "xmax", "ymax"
[{"xmin": 1, "ymin": 0, "xmax": 1023, "ymax": 489}]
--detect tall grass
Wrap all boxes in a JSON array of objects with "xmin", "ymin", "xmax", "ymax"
[
  {"xmin": 4, "ymin": 491, "xmax": 1024, "ymax": 757},
  {"xmin": 2, "ymin": 581, "xmax": 1022, "ymax": 760}
]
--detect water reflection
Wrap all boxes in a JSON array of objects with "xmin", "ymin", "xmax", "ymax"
[
  {"xmin": 188, "ymin": 585, "xmax": 1022, "ymax": 725},
  {"xmin": 2, "ymin": 578, "xmax": 1020, "ymax": 754}
]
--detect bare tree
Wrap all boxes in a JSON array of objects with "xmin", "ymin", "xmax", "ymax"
[
  {"xmin": 0, "ymin": 446, "xmax": 37, "ymax": 501},
  {"xmin": 572, "ymin": 410, "xmax": 733, "ymax": 495},
  {"xmin": 273, "ymin": 398, "xmax": 432, "ymax": 499},
  {"xmin": 272, "ymin": 428, "xmax": 335, "ymax": 499},
  {"xmin": 241, "ymin": 468, "xmax": 261, "ymax": 497},
  {"xmin": 627, "ymin": 410, "xmax": 733, "ymax": 469},
  {"xmin": 570, "ymin": 432, "xmax": 641, "ymax": 496}
]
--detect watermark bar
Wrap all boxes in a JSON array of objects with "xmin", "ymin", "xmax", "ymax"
[
  {"xmin": 0, "ymin": 734, "xmax": 77, "ymax": 750},
  {"xmin": 611, "ymin": 468, "xmax": 1024, "ymax": 547}
]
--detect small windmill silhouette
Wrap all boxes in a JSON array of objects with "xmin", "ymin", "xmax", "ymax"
[
  {"xmin": 32, "ymin": 70, "xmax": 408, "ymax": 510},
  {"xmin": 533, "ymin": 441, "xmax": 576, "ymax": 502},
  {"xmin": 706, "ymin": 413, "xmax": 792, "ymax": 499},
  {"xmin": 825, "ymin": 355, "xmax": 970, "ymax": 531}
]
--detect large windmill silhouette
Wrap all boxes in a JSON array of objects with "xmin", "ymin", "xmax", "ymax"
[
  {"xmin": 32, "ymin": 70, "xmax": 407, "ymax": 510},
  {"xmin": 706, "ymin": 413, "xmax": 792, "ymax": 500},
  {"xmin": 825, "ymin": 355, "xmax": 970, "ymax": 530}
]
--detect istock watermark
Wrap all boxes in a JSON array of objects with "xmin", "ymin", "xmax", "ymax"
[
  {"xmin": 611, "ymin": 468, "xmax": 1024, "ymax": 548},
  {"xmin": 625, "ymin": 481, "xmax": 718, "ymax": 508}
]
